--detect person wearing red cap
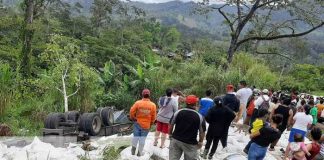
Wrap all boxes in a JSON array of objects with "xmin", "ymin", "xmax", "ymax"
[
  {"xmin": 223, "ymin": 84, "xmax": 240, "ymax": 113},
  {"xmin": 129, "ymin": 89, "xmax": 157, "ymax": 156},
  {"xmin": 169, "ymin": 95, "xmax": 206, "ymax": 160}
]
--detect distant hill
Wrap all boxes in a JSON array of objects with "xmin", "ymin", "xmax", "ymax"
[{"xmin": 3, "ymin": 0, "xmax": 323, "ymax": 61}]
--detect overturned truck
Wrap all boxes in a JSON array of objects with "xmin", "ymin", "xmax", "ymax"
[{"xmin": 42, "ymin": 107, "xmax": 133, "ymax": 146}]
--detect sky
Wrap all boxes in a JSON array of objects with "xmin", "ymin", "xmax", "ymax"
[{"xmin": 126, "ymin": 0, "xmax": 226, "ymax": 4}]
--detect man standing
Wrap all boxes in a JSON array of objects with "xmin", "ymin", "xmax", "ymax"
[
  {"xmin": 154, "ymin": 88, "xmax": 178, "ymax": 148},
  {"xmin": 223, "ymin": 84, "xmax": 240, "ymax": 113},
  {"xmin": 129, "ymin": 89, "xmax": 157, "ymax": 156},
  {"xmin": 250, "ymin": 89, "xmax": 271, "ymax": 124},
  {"xmin": 172, "ymin": 88, "xmax": 185, "ymax": 109},
  {"xmin": 169, "ymin": 95, "xmax": 206, "ymax": 160},
  {"xmin": 198, "ymin": 90, "xmax": 214, "ymax": 117},
  {"xmin": 236, "ymin": 81, "xmax": 253, "ymax": 122}
]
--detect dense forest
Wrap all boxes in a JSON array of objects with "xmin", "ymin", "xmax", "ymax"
[{"xmin": 0, "ymin": 0, "xmax": 323, "ymax": 135}]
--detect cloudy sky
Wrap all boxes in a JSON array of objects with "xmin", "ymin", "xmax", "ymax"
[{"xmin": 127, "ymin": 0, "xmax": 225, "ymax": 4}]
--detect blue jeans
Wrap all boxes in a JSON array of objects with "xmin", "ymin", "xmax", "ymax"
[
  {"xmin": 288, "ymin": 128, "xmax": 306, "ymax": 142},
  {"xmin": 132, "ymin": 122, "xmax": 149, "ymax": 153},
  {"xmin": 248, "ymin": 143, "xmax": 267, "ymax": 160}
]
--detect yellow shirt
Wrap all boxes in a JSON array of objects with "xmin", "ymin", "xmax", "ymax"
[{"xmin": 251, "ymin": 119, "xmax": 263, "ymax": 134}]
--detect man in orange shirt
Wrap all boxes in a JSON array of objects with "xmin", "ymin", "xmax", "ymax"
[
  {"xmin": 130, "ymin": 89, "xmax": 157, "ymax": 156},
  {"xmin": 316, "ymin": 98, "xmax": 324, "ymax": 123}
]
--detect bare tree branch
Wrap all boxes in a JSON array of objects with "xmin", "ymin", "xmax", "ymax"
[
  {"xmin": 67, "ymin": 72, "xmax": 81, "ymax": 98},
  {"xmin": 67, "ymin": 87, "xmax": 79, "ymax": 98},
  {"xmin": 56, "ymin": 87, "xmax": 63, "ymax": 94},
  {"xmin": 236, "ymin": 0, "xmax": 242, "ymax": 24},
  {"xmin": 211, "ymin": 4, "xmax": 234, "ymax": 32},
  {"xmin": 63, "ymin": 67, "xmax": 68, "ymax": 79},
  {"xmin": 256, "ymin": 0, "xmax": 280, "ymax": 9},
  {"xmin": 237, "ymin": 0, "xmax": 262, "ymax": 34},
  {"xmin": 237, "ymin": 22, "xmax": 324, "ymax": 47},
  {"xmin": 256, "ymin": 51, "xmax": 293, "ymax": 60}
]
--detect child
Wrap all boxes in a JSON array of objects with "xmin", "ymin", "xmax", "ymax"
[
  {"xmin": 287, "ymin": 134, "xmax": 311, "ymax": 160},
  {"xmin": 305, "ymin": 127, "xmax": 322, "ymax": 160},
  {"xmin": 309, "ymin": 100, "xmax": 318, "ymax": 127},
  {"xmin": 243, "ymin": 109, "xmax": 269, "ymax": 154}
]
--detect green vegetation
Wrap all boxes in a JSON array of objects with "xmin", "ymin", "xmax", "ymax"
[{"xmin": 0, "ymin": 1, "xmax": 323, "ymax": 135}]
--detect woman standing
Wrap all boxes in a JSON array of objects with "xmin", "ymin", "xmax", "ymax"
[
  {"xmin": 248, "ymin": 114, "xmax": 283, "ymax": 160},
  {"xmin": 284, "ymin": 105, "xmax": 313, "ymax": 159},
  {"xmin": 201, "ymin": 96, "xmax": 236, "ymax": 159},
  {"xmin": 270, "ymin": 97, "xmax": 294, "ymax": 151}
]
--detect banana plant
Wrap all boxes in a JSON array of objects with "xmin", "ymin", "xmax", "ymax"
[{"xmin": 99, "ymin": 60, "xmax": 123, "ymax": 92}]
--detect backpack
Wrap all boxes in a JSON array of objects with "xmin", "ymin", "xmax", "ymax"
[
  {"xmin": 259, "ymin": 96, "xmax": 270, "ymax": 110},
  {"xmin": 247, "ymin": 99, "xmax": 255, "ymax": 117},
  {"xmin": 159, "ymin": 96, "xmax": 171, "ymax": 108}
]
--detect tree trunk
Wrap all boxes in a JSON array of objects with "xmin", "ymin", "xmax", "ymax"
[
  {"xmin": 225, "ymin": 36, "xmax": 238, "ymax": 69},
  {"xmin": 62, "ymin": 75, "xmax": 68, "ymax": 112},
  {"xmin": 21, "ymin": 0, "xmax": 35, "ymax": 77}
]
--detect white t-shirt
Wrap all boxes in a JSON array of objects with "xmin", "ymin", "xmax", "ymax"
[
  {"xmin": 292, "ymin": 112, "xmax": 313, "ymax": 132},
  {"xmin": 254, "ymin": 95, "xmax": 270, "ymax": 109},
  {"xmin": 171, "ymin": 95, "xmax": 180, "ymax": 108},
  {"xmin": 236, "ymin": 88, "xmax": 252, "ymax": 107},
  {"xmin": 269, "ymin": 102, "xmax": 279, "ymax": 113}
]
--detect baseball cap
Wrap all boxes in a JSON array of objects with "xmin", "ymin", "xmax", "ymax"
[
  {"xmin": 142, "ymin": 89, "xmax": 150, "ymax": 96},
  {"xmin": 186, "ymin": 95, "xmax": 198, "ymax": 105},
  {"xmin": 213, "ymin": 96, "xmax": 223, "ymax": 105},
  {"xmin": 262, "ymin": 89, "xmax": 269, "ymax": 94},
  {"xmin": 253, "ymin": 89, "xmax": 260, "ymax": 95}
]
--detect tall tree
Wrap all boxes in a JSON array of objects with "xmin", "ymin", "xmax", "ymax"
[
  {"xmin": 20, "ymin": 0, "xmax": 64, "ymax": 77},
  {"xmin": 90, "ymin": 0, "xmax": 120, "ymax": 36},
  {"xmin": 199, "ymin": 0, "xmax": 324, "ymax": 67}
]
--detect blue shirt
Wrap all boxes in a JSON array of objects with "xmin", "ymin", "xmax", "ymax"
[{"xmin": 199, "ymin": 97, "xmax": 214, "ymax": 117}]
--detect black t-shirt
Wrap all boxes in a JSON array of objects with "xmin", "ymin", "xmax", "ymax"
[
  {"xmin": 274, "ymin": 105, "xmax": 290, "ymax": 132},
  {"xmin": 170, "ymin": 108, "xmax": 206, "ymax": 145},
  {"xmin": 253, "ymin": 126, "xmax": 281, "ymax": 147},
  {"xmin": 223, "ymin": 94, "xmax": 240, "ymax": 112},
  {"xmin": 205, "ymin": 106, "xmax": 236, "ymax": 138}
]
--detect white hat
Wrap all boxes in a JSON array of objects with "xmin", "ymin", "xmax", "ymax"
[{"xmin": 262, "ymin": 89, "xmax": 269, "ymax": 94}]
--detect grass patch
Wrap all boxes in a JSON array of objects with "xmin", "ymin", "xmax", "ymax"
[{"xmin": 312, "ymin": 91, "xmax": 324, "ymax": 96}]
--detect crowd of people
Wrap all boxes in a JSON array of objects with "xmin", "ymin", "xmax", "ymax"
[{"xmin": 128, "ymin": 81, "xmax": 324, "ymax": 160}]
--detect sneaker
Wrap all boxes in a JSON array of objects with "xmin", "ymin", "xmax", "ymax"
[
  {"xmin": 221, "ymin": 147, "xmax": 229, "ymax": 152},
  {"xmin": 200, "ymin": 150, "xmax": 208, "ymax": 159},
  {"xmin": 153, "ymin": 141, "xmax": 158, "ymax": 146},
  {"xmin": 137, "ymin": 151, "xmax": 142, "ymax": 157},
  {"xmin": 208, "ymin": 154, "xmax": 213, "ymax": 159}
]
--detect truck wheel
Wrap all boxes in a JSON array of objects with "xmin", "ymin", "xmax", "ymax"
[
  {"xmin": 45, "ymin": 113, "xmax": 66, "ymax": 129},
  {"xmin": 85, "ymin": 113, "xmax": 102, "ymax": 136},
  {"xmin": 97, "ymin": 107, "xmax": 114, "ymax": 126},
  {"xmin": 44, "ymin": 113, "xmax": 54, "ymax": 129},
  {"xmin": 79, "ymin": 113, "xmax": 90, "ymax": 131},
  {"xmin": 65, "ymin": 111, "xmax": 80, "ymax": 123}
]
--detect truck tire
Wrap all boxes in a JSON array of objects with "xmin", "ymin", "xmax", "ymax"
[
  {"xmin": 44, "ymin": 113, "xmax": 54, "ymax": 129},
  {"xmin": 45, "ymin": 113, "xmax": 66, "ymax": 129},
  {"xmin": 79, "ymin": 113, "xmax": 90, "ymax": 131},
  {"xmin": 97, "ymin": 107, "xmax": 114, "ymax": 126},
  {"xmin": 65, "ymin": 111, "xmax": 80, "ymax": 123},
  {"xmin": 85, "ymin": 113, "xmax": 102, "ymax": 136},
  {"xmin": 79, "ymin": 113, "xmax": 102, "ymax": 136}
]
